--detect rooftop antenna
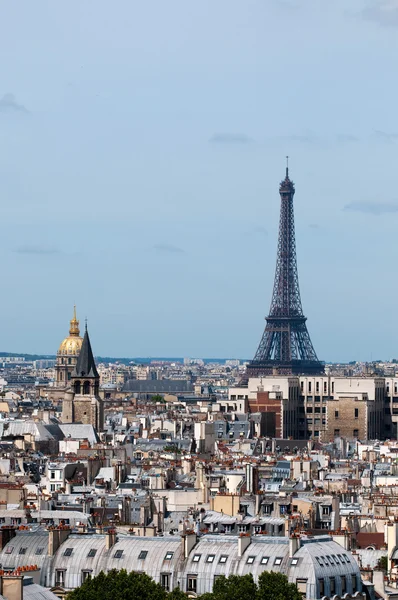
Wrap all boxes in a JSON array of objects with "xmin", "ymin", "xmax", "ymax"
[{"xmin": 286, "ymin": 155, "xmax": 289, "ymax": 178}]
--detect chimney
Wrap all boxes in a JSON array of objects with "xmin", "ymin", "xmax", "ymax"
[
  {"xmin": 386, "ymin": 520, "xmax": 398, "ymax": 572},
  {"xmin": 238, "ymin": 534, "xmax": 251, "ymax": 557},
  {"xmin": 289, "ymin": 535, "xmax": 301, "ymax": 557},
  {"xmin": 372, "ymin": 569, "xmax": 385, "ymax": 599},
  {"xmin": 0, "ymin": 575, "xmax": 23, "ymax": 600},
  {"xmin": 0, "ymin": 527, "xmax": 17, "ymax": 550},
  {"xmin": 105, "ymin": 529, "xmax": 117, "ymax": 550},
  {"xmin": 181, "ymin": 532, "xmax": 197, "ymax": 559},
  {"xmin": 48, "ymin": 527, "xmax": 71, "ymax": 557}
]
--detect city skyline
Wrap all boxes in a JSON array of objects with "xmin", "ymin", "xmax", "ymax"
[{"xmin": 1, "ymin": 1, "xmax": 398, "ymax": 361}]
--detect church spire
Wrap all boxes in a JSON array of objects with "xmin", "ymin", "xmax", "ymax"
[
  {"xmin": 73, "ymin": 326, "xmax": 99, "ymax": 379},
  {"xmin": 69, "ymin": 305, "xmax": 80, "ymax": 337}
]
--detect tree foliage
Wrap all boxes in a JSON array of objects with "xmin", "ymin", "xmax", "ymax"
[
  {"xmin": 198, "ymin": 572, "xmax": 300, "ymax": 600},
  {"xmin": 66, "ymin": 568, "xmax": 300, "ymax": 600},
  {"xmin": 257, "ymin": 571, "xmax": 302, "ymax": 600},
  {"xmin": 67, "ymin": 570, "xmax": 175, "ymax": 600},
  {"xmin": 377, "ymin": 555, "xmax": 388, "ymax": 571}
]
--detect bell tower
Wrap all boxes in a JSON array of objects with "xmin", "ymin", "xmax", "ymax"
[{"xmin": 61, "ymin": 323, "xmax": 103, "ymax": 431}]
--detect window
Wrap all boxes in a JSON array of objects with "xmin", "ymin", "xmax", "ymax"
[
  {"xmin": 308, "ymin": 382, "xmax": 312, "ymax": 392},
  {"xmin": 334, "ymin": 429, "xmax": 340, "ymax": 437},
  {"xmin": 87, "ymin": 549, "xmax": 97, "ymax": 558},
  {"xmin": 307, "ymin": 407, "xmax": 313, "ymax": 413},
  {"xmin": 322, "ymin": 506, "xmax": 330, "ymax": 516},
  {"xmin": 192, "ymin": 554, "xmax": 201, "ymax": 563},
  {"xmin": 318, "ymin": 578, "xmax": 324, "ymax": 596},
  {"xmin": 56, "ymin": 570, "xmax": 66, "ymax": 587},
  {"xmin": 36, "ymin": 547, "xmax": 44, "ymax": 556},
  {"xmin": 19, "ymin": 547, "xmax": 27, "ymax": 555},
  {"xmin": 138, "ymin": 550, "xmax": 148, "ymax": 560},
  {"xmin": 295, "ymin": 579, "xmax": 307, "ymax": 594},
  {"xmin": 5, "ymin": 546, "xmax": 13, "ymax": 555},
  {"xmin": 324, "ymin": 382, "xmax": 327, "ymax": 393},
  {"xmin": 330, "ymin": 576, "xmax": 335, "ymax": 594},
  {"xmin": 332, "ymin": 381, "xmax": 334, "ymax": 393},
  {"xmin": 246, "ymin": 556, "xmax": 255, "ymax": 564},
  {"xmin": 187, "ymin": 576, "xmax": 197, "ymax": 593},
  {"xmin": 353, "ymin": 429, "xmax": 359, "ymax": 437},
  {"xmin": 114, "ymin": 550, "xmax": 124, "ymax": 559},
  {"xmin": 335, "ymin": 410, "xmax": 339, "ymax": 419},
  {"xmin": 81, "ymin": 570, "xmax": 92, "ymax": 583},
  {"xmin": 64, "ymin": 548, "xmax": 73, "ymax": 557},
  {"xmin": 51, "ymin": 471, "xmax": 55, "ymax": 479},
  {"xmin": 326, "ymin": 555, "xmax": 333, "ymax": 564},
  {"xmin": 164, "ymin": 551, "xmax": 174, "ymax": 560},
  {"xmin": 161, "ymin": 573, "xmax": 170, "ymax": 591},
  {"xmin": 291, "ymin": 558, "xmax": 299, "ymax": 566},
  {"xmin": 261, "ymin": 556, "xmax": 269, "ymax": 565},
  {"xmin": 316, "ymin": 557, "xmax": 323, "ymax": 566},
  {"xmin": 323, "ymin": 556, "xmax": 329, "ymax": 565},
  {"xmin": 219, "ymin": 555, "xmax": 228, "ymax": 564},
  {"xmin": 341, "ymin": 575, "xmax": 346, "ymax": 594},
  {"xmin": 354, "ymin": 408, "xmax": 359, "ymax": 418},
  {"xmin": 274, "ymin": 557, "xmax": 283, "ymax": 565},
  {"xmin": 351, "ymin": 574, "xmax": 356, "ymax": 591},
  {"xmin": 344, "ymin": 555, "xmax": 350, "ymax": 564}
]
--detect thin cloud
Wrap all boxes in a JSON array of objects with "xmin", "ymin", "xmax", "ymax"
[
  {"xmin": 337, "ymin": 134, "xmax": 359, "ymax": 143},
  {"xmin": 344, "ymin": 201, "xmax": 398, "ymax": 216},
  {"xmin": 153, "ymin": 243, "xmax": 185, "ymax": 255},
  {"xmin": 279, "ymin": 132, "xmax": 318, "ymax": 144},
  {"xmin": 0, "ymin": 93, "xmax": 29, "ymax": 114},
  {"xmin": 246, "ymin": 226, "xmax": 268, "ymax": 237},
  {"xmin": 361, "ymin": 0, "xmax": 398, "ymax": 26},
  {"xmin": 209, "ymin": 133, "xmax": 253, "ymax": 144},
  {"xmin": 14, "ymin": 245, "xmax": 60, "ymax": 255},
  {"xmin": 372, "ymin": 129, "xmax": 398, "ymax": 142}
]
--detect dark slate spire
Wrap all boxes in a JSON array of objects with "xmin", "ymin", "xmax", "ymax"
[{"xmin": 73, "ymin": 326, "xmax": 99, "ymax": 379}]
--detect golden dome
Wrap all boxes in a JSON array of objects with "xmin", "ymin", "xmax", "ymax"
[{"xmin": 58, "ymin": 306, "xmax": 83, "ymax": 356}]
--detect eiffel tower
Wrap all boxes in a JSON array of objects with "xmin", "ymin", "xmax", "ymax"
[{"xmin": 247, "ymin": 161, "xmax": 324, "ymax": 377}]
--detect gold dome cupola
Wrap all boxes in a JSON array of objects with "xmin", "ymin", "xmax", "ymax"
[
  {"xmin": 69, "ymin": 305, "xmax": 80, "ymax": 337},
  {"xmin": 58, "ymin": 306, "xmax": 83, "ymax": 356}
]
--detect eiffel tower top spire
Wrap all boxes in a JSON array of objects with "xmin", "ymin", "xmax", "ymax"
[{"xmin": 247, "ymin": 162, "xmax": 323, "ymax": 377}]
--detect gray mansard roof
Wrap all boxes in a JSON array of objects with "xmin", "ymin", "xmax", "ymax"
[{"xmin": 0, "ymin": 531, "xmax": 362, "ymax": 599}]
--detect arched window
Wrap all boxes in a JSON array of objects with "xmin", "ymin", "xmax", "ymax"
[
  {"xmin": 83, "ymin": 381, "xmax": 90, "ymax": 395},
  {"xmin": 74, "ymin": 381, "xmax": 81, "ymax": 395}
]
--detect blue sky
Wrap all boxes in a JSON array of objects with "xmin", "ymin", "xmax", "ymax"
[{"xmin": 1, "ymin": 0, "xmax": 398, "ymax": 361}]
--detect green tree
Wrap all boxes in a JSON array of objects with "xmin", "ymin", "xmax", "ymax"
[
  {"xmin": 67, "ymin": 569, "xmax": 168, "ymax": 600},
  {"xmin": 257, "ymin": 571, "xmax": 301, "ymax": 600},
  {"xmin": 377, "ymin": 555, "xmax": 388, "ymax": 571},
  {"xmin": 150, "ymin": 394, "xmax": 165, "ymax": 403},
  {"xmin": 200, "ymin": 574, "xmax": 257, "ymax": 600}
]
